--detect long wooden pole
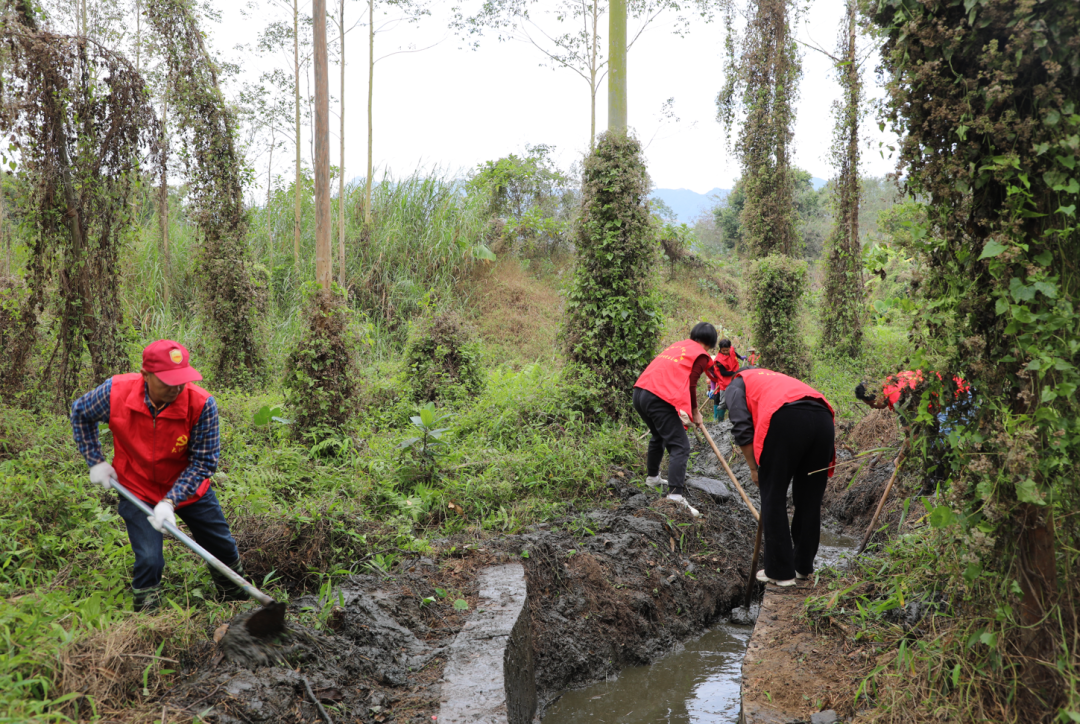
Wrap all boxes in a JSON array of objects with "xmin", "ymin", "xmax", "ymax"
[
  {"xmin": 312, "ymin": 0, "xmax": 331, "ymax": 288},
  {"xmin": 856, "ymin": 448, "xmax": 906, "ymax": 554},
  {"xmin": 698, "ymin": 422, "xmax": 759, "ymax": 521}
]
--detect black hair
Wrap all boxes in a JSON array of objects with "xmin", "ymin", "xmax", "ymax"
[
  {"xmin": 717, "ymin": 338, "xmax": 732, "ymax": 350},
  {"xmin": 690, "ymin": 322, "xmax": 718, "ymax": 349},
  {"xmin": 854, "ymin": 382, "xmax": 876, "ymax": 402}
]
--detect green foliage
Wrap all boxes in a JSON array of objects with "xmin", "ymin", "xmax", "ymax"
[
  {"xmin": 820, "ymin": 0, "xmax": 866, "ymax": 359},
  {"xmin": 146, "ymin": 0, "xmax": 267, "ymax": 388},
  {"xmin": 467, "ymin": 144, "xmax": 576, "ymax": 255},
  {"xmin": 396, "ymin": 402, "xmax": 453, "ymax": 488},
  {"xmin": 868, "ymin": 0, "xmax": 1080, "ymax": 716},
  {"xmin": 0, "ymin": 10, "xmax": 157, "ymax": 408},
  {"xmin": 713, "ymin": 170, "xmax": 830, "ymax": 258},
  {"xmin": 563, "ymin": 131, "xmax": 663, "ymax": 419},
  {"xmin": 402, "ymin": 309, "xmax": 485, "ymax": 405},
  {"xmin": 747, "ymin": 254, "xmax": 810, "ymax": 378},
  {"xmin": 283, "ymin": 288, "xmax": 358, "ymax": 431},
  {"xmin": 717, "ymin": 0, "xmax": 801, "ymax": 257}
]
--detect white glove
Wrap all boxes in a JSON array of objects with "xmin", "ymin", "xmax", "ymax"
[
  {"xmin": 88, "ymin": 462, "xmax": 117, "ymax": 489},
  {"xmin": 148, "ymin": 499, "xmax": 176, "ymax": 533}
]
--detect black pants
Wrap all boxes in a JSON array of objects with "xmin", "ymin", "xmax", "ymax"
[
  {"xmin": 632, "ymin": 387, "xmax": 690, "ymax": 494},
  {"xmin": 758, "ymin": 404, "xmax": 835, "ymax": 580}
]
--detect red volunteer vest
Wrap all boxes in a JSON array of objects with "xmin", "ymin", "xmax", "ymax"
[
  {"xmin": 708, "ymin": 349, "xmax": 741, "ymax": 392},
  {"xmin": 634, "ymin": 339, "xmax": 710, "ymax": 415},
  {"xmin": 736, "ymin": 368, "xmax": 836, "ymax": 477},
  {"xmin": 109, "ymin": 373, "xmax": 213, "ymax": 507}
]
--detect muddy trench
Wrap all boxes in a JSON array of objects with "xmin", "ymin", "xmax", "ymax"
[{"xmin": 160, "ymin": 414, "xmax": 897, "ymax": 724}]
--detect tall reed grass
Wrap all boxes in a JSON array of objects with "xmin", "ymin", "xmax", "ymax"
[{"xmin": 121, "ymin": 169, "xmax": 491, "ymax": 378}]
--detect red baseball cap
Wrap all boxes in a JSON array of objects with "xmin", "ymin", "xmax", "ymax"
[{"xmin": 142, "ymin": 340, "xmax": 202, "ymax": 386}]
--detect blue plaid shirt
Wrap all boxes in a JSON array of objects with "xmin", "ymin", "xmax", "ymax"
[{"xmin": 71, "ymin": 378, "xmax": 220, "ymax": 504}]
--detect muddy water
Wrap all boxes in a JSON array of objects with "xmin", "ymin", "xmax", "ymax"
[
  {"xmin": 541, "ymin": 624, "xmax": 753, "ymax": 723},
  {"xmin": 542, "ymin": 529, "xmax": 857, "ymax": 723}
]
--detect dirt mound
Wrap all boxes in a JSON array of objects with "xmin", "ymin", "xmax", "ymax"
[
  {"xmin": 157, "ymin": 421, "xmax": 759, "ymax": 723},
  {"xmin": 824, "ymin": 409, "xmax": 905, "ymax": 537}
]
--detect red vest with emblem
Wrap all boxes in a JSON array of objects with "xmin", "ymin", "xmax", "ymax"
[
  {"xmin": 736, "ymin": 368, "xmax": 836, "ymax": 477},
  {"xmin": 109, "ymin": 373, "xmax": 213, "ymax": 507},
  {"xmin": 634, "ymin": 339, "xmax": 710, "ymax": 415}
]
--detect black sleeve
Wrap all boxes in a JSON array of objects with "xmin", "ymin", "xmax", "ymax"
[
  {"xmin": 718, "ymin": 367, "xmax": 737, "ymax": 377},
  {"xmin": 726, "ymin": 377, "xmax": 754, "ymax": 446}
]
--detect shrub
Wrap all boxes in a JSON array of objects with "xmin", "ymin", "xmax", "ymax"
[
  {"xmin": 563, "ymin": 131, "xmax": 663, "ymax": 419},
  {"xmin": 747, "ymin": 254, "xmax": 810, "ymax": 378},
  {"xmin": 282, "ymin": 288, "xmax": 358, "ymax": 431},
  {"xmin": 402, "ymin": 310, "xmax": 485, "ymax": 405}
]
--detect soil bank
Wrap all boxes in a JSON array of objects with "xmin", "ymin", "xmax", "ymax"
[{"xmin": 159, "ymin": 421, "xmax": 759, "ymax": 723}]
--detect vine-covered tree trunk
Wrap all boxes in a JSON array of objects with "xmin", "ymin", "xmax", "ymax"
[
  {"xmin": 717, "ymin": 0, "xmax": 801, "ymax": 258},
  {"xmin": 874, "ymin": 0, "xmax": 1078, "ymax": 708},
  {"xmin": 1, "ymin": 5, "xmax": 158, "ymax": 407},
  {"xmin": 146, "ymin": 0, "xmax": 266, "ymax": 386},
  {"xmin": 820, "ymin": 0, "xmax": 864, "ymax": 358},
  {"xmin": 564, "ymin": 131, "xmax": 662, "ymax": 419}
]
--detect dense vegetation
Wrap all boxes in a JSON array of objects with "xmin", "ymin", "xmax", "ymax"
[{"xmin": 0, "ymin": 0, "xmax": 1077, "ymax": 720}]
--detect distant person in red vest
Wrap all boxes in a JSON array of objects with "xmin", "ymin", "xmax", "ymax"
[
  {"xmin": 705, "ymin": 338, "xmax": 748, "ymax": 422},
  {"xmin": 856, "ymin": 370, "xmax": 970, "ymax": 413},
  {"xmin": 71, "ymin": 340, "xmax": 246, "ymax": 612},
  {"xmin": 726, "ymin": 367, "xmax": 836, "ymax": 586},
  {"xmin": 633, "ymin": 322, "xmax": 719, "ymax": 518}
]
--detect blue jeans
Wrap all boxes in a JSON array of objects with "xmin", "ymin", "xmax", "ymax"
[{"xmin": 117, "ymin": 486, "xmax": 240, "ymax": 592}]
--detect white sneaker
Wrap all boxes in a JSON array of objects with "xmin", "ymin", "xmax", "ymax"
[
  {"xmin": 796, "ymin": 572, "xmax": 810, "ymax": 580},
  {"xmin": 756, "ymin": 569, "xmax": 796, "ymax": 587},
  {"xmin": 645, "ymin": 475, "xmax": 668, "ymax": 488},
  {"xmin": 666, "ymin": 493, "xmax": 700, "ymax": 518}
]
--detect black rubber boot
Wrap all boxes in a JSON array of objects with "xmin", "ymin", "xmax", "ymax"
[
  {"xmin": 209, "ymin": 557, "xmax": 250, "ymax": 602},
  {"xmin": 133, "ymin": 586, "xmax": 161, "ymax": 613}
]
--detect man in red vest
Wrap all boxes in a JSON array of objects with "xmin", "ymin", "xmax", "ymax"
[
  {"xmin": 632, "ymin": 322, "xmax": 719, "ymax": 518},
  {"xmin": 726, "ymin": 368, "xmax": 836, "ymax": 586},
  {"xmin": 71, "ymin": 340, "xmax": 246, "ymax": 612}
]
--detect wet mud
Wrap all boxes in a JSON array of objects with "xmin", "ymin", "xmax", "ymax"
[{"xmin": 160, "ymin": 421, "xmax": 759, "ymax": 723}]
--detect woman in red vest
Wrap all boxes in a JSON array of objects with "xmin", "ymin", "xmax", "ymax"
[
  {"xmin": 632, "ymin": 322, "xmax": 718, "ymax": 518},
  {"xmin": 725, "ymin": 368, "xmax": 836, "ymax": 586},
  {"xmin": 71, "ymin": 340, "xmax": 246, "ymax": 612},
  {"xmin": 706, "ymin": 338, "xmax": 748, "ymax": 422}
]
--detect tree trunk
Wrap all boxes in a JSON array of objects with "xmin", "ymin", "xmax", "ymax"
[
  {"xmin": 589, "ymin": 3, "xmax": 598, "ymax": 147},
  {"xmin": 608, "ymin": 0, "xmax": 627, "ymax": 132},
  {"xmin": 313, "ymin": 0, "xmax": 331, "ymax": 289},
  {"xmin": 159, "ymin": 94, "xmax": 170, "ymax": 304},
  {"xmin": 293, "ymin": 0, "xmax": 302, "ymax": 268},
  {"xmin": 364, "ymin": 0, "xmax": 374, "ymax": 226},
  {"xmin": 338, "ymin": 0, "xmax": 346, "ymax": 287}
]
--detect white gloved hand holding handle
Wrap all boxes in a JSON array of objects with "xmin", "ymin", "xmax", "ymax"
[
  {"xmin": 148, "ymin": 499, "xmax": 176, "ymax": 533},
  {"xmin": 88, "ymin": 462, "xmax": 117, "ymax": 489}
]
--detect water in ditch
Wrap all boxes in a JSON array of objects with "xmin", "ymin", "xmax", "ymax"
[{"xmin": 541, "ymin": 529, "xmax": 856, "ymax": 724}]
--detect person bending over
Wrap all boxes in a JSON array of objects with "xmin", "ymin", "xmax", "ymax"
[
  {"xmin": 71, "ymin": 340, "xmax": 247, "ymax": 612},
  {"xmin": 726, "ymin": 367, "xmax": 836, "ymax": 586},
  {"xmin": 706, "ymin": 338, "xmax": 747, "ymax": 422},
  {"xmin": 632, "ymin": 322, "xmax": 719, "ymax": 518}
]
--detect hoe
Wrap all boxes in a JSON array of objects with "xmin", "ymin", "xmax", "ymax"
[{"xmin": 110, "ymin": 479, "xmax": 287, "ymax": 639}]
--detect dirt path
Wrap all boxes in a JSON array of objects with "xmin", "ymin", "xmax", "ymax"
[{"xmin": 159, "ymin": 421, "xmax": 759, "ymax": 723}]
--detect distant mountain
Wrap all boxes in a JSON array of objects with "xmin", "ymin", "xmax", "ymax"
[
  {"xmin": 649, "ymin": 188, "xmax": 730, "ymax": 225},
  {"xmin": 651, "ymin": 177, "xmax": 828, "ymax": 224}
]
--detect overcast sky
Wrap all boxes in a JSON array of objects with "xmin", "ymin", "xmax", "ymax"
[{"xmin": 213, "ymin": 0, "xmax": 898, "ymax": 196}]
